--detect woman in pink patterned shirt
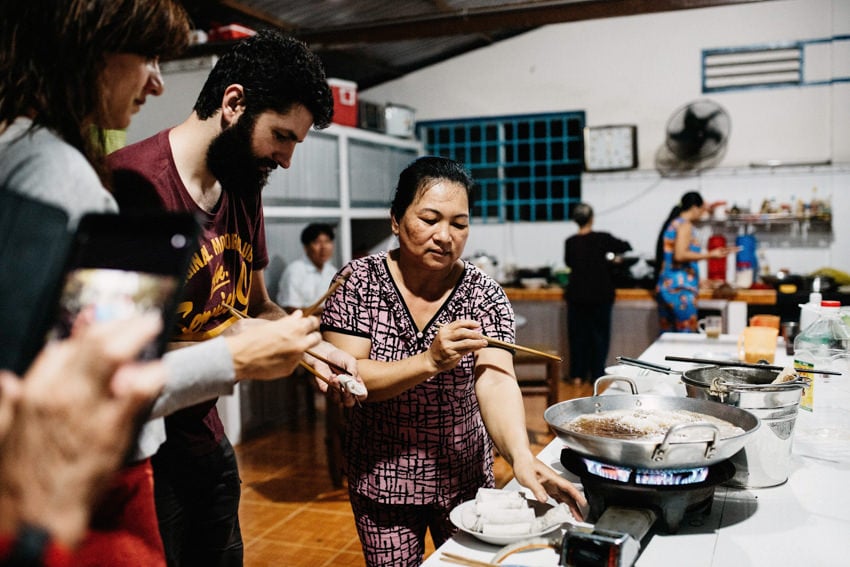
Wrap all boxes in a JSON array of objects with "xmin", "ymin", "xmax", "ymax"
[{"xmin": 322, "ymin": 156, "xmax": 585, "ymax": 566}]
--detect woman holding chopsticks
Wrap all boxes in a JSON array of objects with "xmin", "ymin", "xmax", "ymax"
[{"xmin": 321, "ymin": 156, "xmax": 586, "ymax": 567}]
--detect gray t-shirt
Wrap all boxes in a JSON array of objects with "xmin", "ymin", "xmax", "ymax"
[
  {"xmin": 0, "ymin": 117, "xmax": 118, "ymax": 227},
  {"xmin": 0, "ymin": 117, "xmax": 236, "ymax": 459}
]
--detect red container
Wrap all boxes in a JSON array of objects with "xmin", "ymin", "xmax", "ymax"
[
  {"xmin": 328, "ymin": 78, "xmax": 358, "ymax": 127},
  {"xmin": 208, "ymin": 24, "xmax": 256, "ymax": 42},
  {"xmin": 707, "ymin": 234, "xmax": 727, "ymax": 281}
]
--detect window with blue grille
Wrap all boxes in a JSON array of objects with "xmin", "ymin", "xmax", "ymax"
[{"xmin": 417, "ymin": 111, "xmax": 585, "ymax": 223}]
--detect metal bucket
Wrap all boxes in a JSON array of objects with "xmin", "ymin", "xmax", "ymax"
[{"xmin": 681, "ymin": 366, "xmax": 805, "ymax": 488}]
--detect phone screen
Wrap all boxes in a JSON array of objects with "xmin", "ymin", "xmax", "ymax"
[{"xmin": 49, "ymin": 211, "xmax": 199, "ymax": 359}]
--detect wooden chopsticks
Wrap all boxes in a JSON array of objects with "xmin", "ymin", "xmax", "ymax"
[
  {"xmin": 484, "ymin": 335, "xmax": 562, "ymax": 361},
  {"xmin": 298, "ymin": 360, "xmax": 334, "ymax": 388},
  {"xmin": 435, "ymin": 323, "xmax": 561, "ymax": 362},
  {"xmin": 440, "ymin": 552, "xmax": 500, "ymax": 567},
  {"xmin": 305, "ymin": 349, "xmax": 348, "ymax": 375},
  {"xmin": 223, "ymin": 302, "xmax": 248, "ymax": 320},
  {"xmin": 221, "ymin": 301, "xmax": 346, "ymax": 393},
  {"xmin": 302, "ymin": 272, "xmax": 349, "ymax": 316}
]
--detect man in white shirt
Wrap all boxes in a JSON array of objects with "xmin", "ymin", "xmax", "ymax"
[{"xmin": 277, "ymin": 223, "xmax": 337, "ymax": 312}]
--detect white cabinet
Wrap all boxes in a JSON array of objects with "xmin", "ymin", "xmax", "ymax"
[{"xmin": 262, "ymin": 124, "xmax": 422, "ymax": 299}]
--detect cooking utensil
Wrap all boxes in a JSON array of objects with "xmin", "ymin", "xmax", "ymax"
[
  {"xmin": 543, "ymin": 378, "xmax": 760, "ymax": 469},
  {"xmin": 440, "ymin": 552, "xmax": 500, "ymax": 567},
  {"xmin": 664, "ymin": 355, "xmax": 841, "ymax": 375},
  {"xmin": 483, "ymin": 336, "xmax": 562, "ymax": 361},
  {"xmin": 298, "ymin": 360, "xmax": 333, "ymax": 388},
  {"xmin": 223, "ymin": 302, "xmax": 352, "ymax": 397},
  {"xmin": 223, "ymin": 302, "xmax": 248, "ymax": 319},
  {"xmin": 681, "ymin": 365, "xmax": 804, "ymax": 488},
  {"xmin": 681, "ymin": 365, "xmax": 807, "ymax": 397},
  {"xmin": 616, "ymin": 356, "xmax": 678, "ymax": 375},
  {"xmin": 303, "ymin": 272, "xmax": 349, "ymax": 316},
  {"xmin": 435, "ymin": 324, "xmax": 562, "ymax": 361}
]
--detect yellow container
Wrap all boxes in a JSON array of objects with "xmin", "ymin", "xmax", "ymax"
[{"xmin": 737, "ymin": 326, "xmax": 779, "ymax": 364}]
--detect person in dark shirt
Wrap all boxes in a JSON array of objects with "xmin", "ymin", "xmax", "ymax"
[{"xmin": 563, "ymin": 203, "xmax": 632, "ymax": 383}]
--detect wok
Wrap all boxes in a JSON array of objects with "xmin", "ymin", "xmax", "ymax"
[{"xmin": 544, "ymin": 378, "xmax": 760, "ymax": 469}]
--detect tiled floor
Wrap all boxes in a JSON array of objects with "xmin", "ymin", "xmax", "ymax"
[{"xmin": 235, "ymin": 380, "xmax": 593, "ymax": 567}]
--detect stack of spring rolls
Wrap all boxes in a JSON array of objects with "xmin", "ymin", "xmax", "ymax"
[{"xmin": 460, "ymin": 488, "xmax": 572, "ymax": 537}]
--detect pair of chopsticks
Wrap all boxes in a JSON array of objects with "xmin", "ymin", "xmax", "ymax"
[
  {"xmin": 486, "ymin": 336, "xmax": 562, "ymax": 362},
  {"xmin": 440, "ymin": 552, "xmax": 500, "ymax": 567},
  {"xmin": 616, "ymin": 356, "xmax": 677, "ymax": 374},
  {"xmin": 302, "ymin": 272, "xmax": 349, "ymax": 316},
  {"xmin": 221, "ymin": 301, "xmax": 346, "ymax": 392},
  {"xmin": 435, "ymin": 324, "xmax": 561, "ymax": 362},
  {"xmin": 664, "ymin": 355, "xmax": 842, "ymax": 376}
]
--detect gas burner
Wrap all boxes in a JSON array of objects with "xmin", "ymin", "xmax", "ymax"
[
  {"xmin": 561, "ymin": 448, "xmax": 734, "ymax": 533},
  {"xmin": 582, "ymin": 456, "xmax": 709, "ymax": 486}
]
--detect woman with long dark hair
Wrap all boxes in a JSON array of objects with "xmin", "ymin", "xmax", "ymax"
[{"xmin": 654, "ymin": 191, "xmax": 734, "ymax": 332}]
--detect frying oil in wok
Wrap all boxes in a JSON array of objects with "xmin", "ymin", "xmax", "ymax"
[{"xmin": 564, "ymin": 409, "xmax": 745, "ymax": 442}]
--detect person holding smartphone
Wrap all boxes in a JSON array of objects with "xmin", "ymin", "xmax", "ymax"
[
  {"xmin": 0, "ymin": 3, "xmax": 363, "ymax": 566},
  {"xmin": 0, "ymin": 316, "xmax": 167, "ymax": 567},
  {"xmin": 107, "ymin": 31, "xmax": 363, "ymax": 567}
]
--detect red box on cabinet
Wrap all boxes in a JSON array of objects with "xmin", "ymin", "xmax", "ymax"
[
  {"xmin": 328, "ymin": 78, "xmax": 358, "ymax": 127},
  {"xmin": 208, "ymin": 24, "xmax": 256, "ymax": 42}
]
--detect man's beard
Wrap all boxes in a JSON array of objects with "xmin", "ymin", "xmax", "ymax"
[{"xmin": 206, "ymin": 112, "xmax": 277, "ymax": 198}]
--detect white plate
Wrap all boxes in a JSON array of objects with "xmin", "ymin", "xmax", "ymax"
[{"xmin": 449, "ymin": 497, "xmax": 561, "ymax": 546}]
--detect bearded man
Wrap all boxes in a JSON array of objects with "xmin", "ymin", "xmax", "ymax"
[{"xmin": 107, "ymin": 31, "xmax": 340, "ymax": 567}]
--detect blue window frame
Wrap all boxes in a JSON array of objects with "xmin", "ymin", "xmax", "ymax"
[{"xmin": 417, "ymin": 111, "xmax": 585, "ymax": 223}]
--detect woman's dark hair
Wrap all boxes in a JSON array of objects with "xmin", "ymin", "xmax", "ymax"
[
  {"xmin": 653, "ymin": 191, "xmax": 704, "ymax": 279},
  {"xmin": 192, "ymin": 31, "xmax": 334, "ymax": 129},
  {"xmin": 390, "ymin": 156, "xmax": 474, "ymax": 220},
  {"xmin": 301, "ymin": 223, "xmax": 335, "ymax": 246},
  {"xmin": 0, "ymin": 0, "xmax": 190, "ymax": 185}
]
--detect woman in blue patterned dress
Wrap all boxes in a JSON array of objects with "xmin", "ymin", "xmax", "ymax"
[
  {"xmin": 321, "ymin": 156, "xmax": 585, "ymax": 566},
  {"xmin": 654, "ymin": 191, "xmax": 734, "ymax": 332}
]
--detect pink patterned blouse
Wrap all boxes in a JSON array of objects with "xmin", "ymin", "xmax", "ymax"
[{"xmin": 321, "ymin": 251, "xmax": 515, "ymax": 508}]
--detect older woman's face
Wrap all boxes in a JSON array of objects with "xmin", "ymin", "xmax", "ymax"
[{"xmin": 393, "ymin": 180, "xmax": 470, "ymax": 270}]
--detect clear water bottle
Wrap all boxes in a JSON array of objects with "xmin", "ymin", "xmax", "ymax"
[
  {"xmin": 793, "ymin": 300, "xmax": 850, "ymax": 461},
  {"xmin": 799, "ymin": 290, "xmax": 822, "ymax": 333}
]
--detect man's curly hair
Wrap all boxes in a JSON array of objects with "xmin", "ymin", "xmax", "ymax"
[{"xmin": 193, "ymin": 30, "xmax": 334, "ymax": 129}]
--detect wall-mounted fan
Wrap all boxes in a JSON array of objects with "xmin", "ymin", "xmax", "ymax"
[{"xmin": 656, "ymin": 99, "xmax": 731, "ymax": 177}]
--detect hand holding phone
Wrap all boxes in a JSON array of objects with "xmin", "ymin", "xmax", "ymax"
[{"xmin": 49, "ymin": 212, "xmax": 200, "ymax": 360}]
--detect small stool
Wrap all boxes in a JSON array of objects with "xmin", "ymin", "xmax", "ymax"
[{"xmin": 514, "ymin": 348, "xmax": 560, "ymax": 407}]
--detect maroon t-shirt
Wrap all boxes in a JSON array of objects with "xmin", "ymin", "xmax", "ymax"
[{"xmin": 108, "ymin": 129, "xmax": 269, "ymax": 455}]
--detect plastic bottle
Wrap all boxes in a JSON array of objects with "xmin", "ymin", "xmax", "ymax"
[
  {"xmin": 799, "ymin": 290, "xmax": 823, "ymax": 333},
  {"xmin": 707, "ymin": 234, "xmax": 727, "ymax": 281},
  {"xmin": 793, "ymin": 300, "xmax": 850, "ymax": 461}
]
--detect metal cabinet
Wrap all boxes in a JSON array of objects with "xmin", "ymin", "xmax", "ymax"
[{"xmin": 263, "ymin": 123, "xmax": 423, "ymax": 272}]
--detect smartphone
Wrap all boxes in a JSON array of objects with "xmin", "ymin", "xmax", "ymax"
[
  {"xmin": 0, "ymin": 190, "xmax": 72, "ymax": 374},
  {"xmin": 48, "ymin": 211, "xmax": 200, "ymax": 360}
]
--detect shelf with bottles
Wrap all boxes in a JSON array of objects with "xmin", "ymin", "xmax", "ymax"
[
  {"xmin": 701, "ymin": 212, "xmax": 832, "ymax": 226},
  {"xmin": 696, "ymin": 214, "xmax": 832, "ymax": 248}
]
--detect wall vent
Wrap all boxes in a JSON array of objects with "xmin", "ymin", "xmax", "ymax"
[{"xmin": 703, "ymin": 36, "xmax": 850, "ymax": 93}]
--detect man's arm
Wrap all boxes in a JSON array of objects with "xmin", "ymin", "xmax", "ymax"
[{"xmin": 247, "ymin": 270, "xmax": 286, "ymax": 320}]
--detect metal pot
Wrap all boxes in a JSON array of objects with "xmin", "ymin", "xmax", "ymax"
[
  {"xmin": 544, "ymin": 378, "xmax": 760, "ymax": 470},
  {"xmin": 681, "ymin": 365, "xmax": 804, "ymax": 488}
]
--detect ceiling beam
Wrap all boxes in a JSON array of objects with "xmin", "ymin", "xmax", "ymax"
[{"xmin": 292, "ymin": 0, "xmax": 775, "ymax": 46}]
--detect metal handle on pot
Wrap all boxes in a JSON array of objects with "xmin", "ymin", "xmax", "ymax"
[
  {"xmin": 652, "ymin": 422, "xmax": 720, "ymax": 462},
  {"xmin": 593, "ymin": 376, "xmax": 638, "ymax": 396},
  {"xmin": 711, "ymin": 376, "xmax": 809, "ymax": 393}
]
